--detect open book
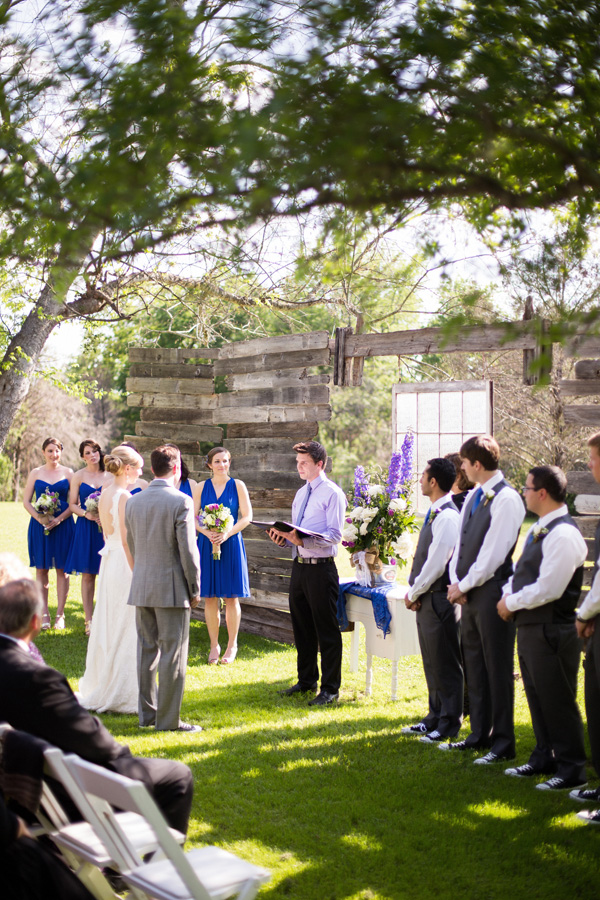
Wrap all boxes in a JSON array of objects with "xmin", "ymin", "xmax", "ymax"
[{"xmin": 250, "ymin": 520, "xmax": 326, "ymax": 540}]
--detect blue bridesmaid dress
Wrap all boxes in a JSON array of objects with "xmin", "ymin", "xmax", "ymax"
[
  {"xmin": 64, "ymin": 483, "xmax": 105, "ymax": 575},
  {"xmin": 179, "ymin": 478, "xmax": 193, "ymax": 499},
  {"xmin": 27, "ymin": 478, "xmax": 75, "ymax": 570},
  {"xmin": 198, "ymin": 478, "xmax": 250, "ymax": 598}
]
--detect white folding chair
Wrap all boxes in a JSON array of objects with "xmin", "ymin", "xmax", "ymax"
[
  {"xmin": 69, "ymin": 756, "xmax": 271, "ymax": 900},
  {"xmin": 43, "ymin": 746, "xmax": 185, "ymax": 869}
]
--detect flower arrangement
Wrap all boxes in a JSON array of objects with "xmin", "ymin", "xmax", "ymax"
[
  {"xmin": 33, "ymin": 489, "xmax": 61, "ymax": 536},
  {"xmin": 199, "ymin": 503, "xmax": 234, "ymax": 560},
  {"xmin": 342, "ymin": 432, "xmax": 417, "ymax": 568},
  {"xmin": 85, "ymin": 490, "xmax": 102, "ymax": 532}
]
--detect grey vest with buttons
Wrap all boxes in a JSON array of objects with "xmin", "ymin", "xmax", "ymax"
[
  {"xmin": 408, "ymin": 499, "xmax": 457, "ymax": 592},
  {"xmin": 454, "ymin": 480, "xmax": 516, "ymax": 585},
  {"xmin": 512, "ymin": 513, "xmax": 583, "ymax": 625}
]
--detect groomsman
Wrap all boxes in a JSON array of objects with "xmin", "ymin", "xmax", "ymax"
[
  {"xmin": 498, "ymin": 466, "xmax": 587, "ymax": 791},
  {"xmin": 442, "ymin": 435, "xmax": 524, "ymax": 764},
  {"xmin": 572, "ymin": 433, "xmax": 600, "ymax": 824},
  {"xmin": 402, "ymin": 458, "xmax": 463, "ymax": 742}
]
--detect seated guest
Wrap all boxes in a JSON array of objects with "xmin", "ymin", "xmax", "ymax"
[
  {"xmin": 0, "ymin": 579, "xmax": 194, "ymax": 835},
  {"xmin": 1, "ymin": 791, "xmax": 94, "ymax": 900},
  {"xmin": 0, "ymin": 553, "xmax": 43, "ymax": 663},
  {"xmin": 402, "ymin": 458, "xmax": 462, "ymax": 743},
  {"xmin": 498, "ymin": 466, "xmax": 587, "ymax": 791}
]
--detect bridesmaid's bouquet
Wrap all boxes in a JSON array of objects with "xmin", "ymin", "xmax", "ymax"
[
  {"xmin": 85, "ymin": 490, "xmax": 102, "ymax": 532},
  {"xmin": 199, "ymin": 503, "xmax": 234, "ymax": 560},
  {"xmin": 33, "ymin": 489, "xmax": 61, "ymax": 535}
]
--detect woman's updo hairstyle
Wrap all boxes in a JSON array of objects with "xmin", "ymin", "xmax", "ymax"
[
  {"xmin": 104, "ymin": 445, "xmax": 142, "ymax": 476},
  {"xmin": 206, "ymin": 446, "xmax": 230, "ymax": 470}
]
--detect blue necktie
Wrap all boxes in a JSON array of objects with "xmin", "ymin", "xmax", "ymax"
[
  {"xmin": 470, "ymin": 487, "xmax": 484, "ymax": 517},
  {"xmin": 296, "ymin": 483, "xmax": 312, "ymax": 527},
  {"xmin": 424, "ymin": 508, "xmax": 431, "ymax": 526},
  {"xmin": 525, "ymin": 531, "xmax": 535, "ymax": 547}
]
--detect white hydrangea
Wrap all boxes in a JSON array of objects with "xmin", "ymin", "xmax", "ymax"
[
  {"xmin": 361, "ymin": 506, "xmax": 378, "ymax": 522},
  {"xmin": 388, "ymin": 496, "xmax": 407, "ymax": 513},
  {"xmin": 390, "ymin": 532, "xmax": 414, "ymax": 560},
  {"xmin": 367, "ymin": 483, "xmax": 384, "ymax": 497},
  {"xmin": 359, "ymin": 521, "xmax": 370, "ymax": 536},
  {"xmin": 342, "ymin": 523, "xmax": 358, "ymax": 541}
]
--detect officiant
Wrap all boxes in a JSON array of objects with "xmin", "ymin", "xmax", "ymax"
[{"xmin": 268, "ymin": 441, "xmax": 346, "ymax": 707}]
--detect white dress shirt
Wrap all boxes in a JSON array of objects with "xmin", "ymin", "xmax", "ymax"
[
  {"xmin": 578, "ymin": 548, "xmax": 600, "ymax": 622},
  {"xmin": 504, "ymin": 505, "xmax": 587, "ymax": 612},
  {"xmin": 407, "ymin": 494, "xmax": 459, "ymax": 602},
  {"xmin": 449, "ymin": 470, "xmax": 525, "ymax": 593}
]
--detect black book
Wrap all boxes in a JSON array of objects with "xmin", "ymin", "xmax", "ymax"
[{"xmin": 250, "ymin": 520, "xmax": 326, "ymax": 540}]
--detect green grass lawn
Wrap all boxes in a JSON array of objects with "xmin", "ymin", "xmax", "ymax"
[{"xmin": 1, "ymin": 503, "xmax": 597, "ymax": 899}]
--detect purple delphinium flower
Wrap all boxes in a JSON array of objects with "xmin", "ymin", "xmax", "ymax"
[
  {"xmin": 386, "ymin": 450, "xmax": 403, "ymax": 499},
  {"xmin": 353, "ymin": 465, "xmax": 369, "ymax": 503},
  {"xmin": 399, "ymin": 431, "xmax": 414, "ymax": 488}
]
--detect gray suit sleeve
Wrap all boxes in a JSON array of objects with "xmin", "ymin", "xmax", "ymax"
[{"xmin": 176, "ymin": 496, "xmax": 201, "ymax": 597}]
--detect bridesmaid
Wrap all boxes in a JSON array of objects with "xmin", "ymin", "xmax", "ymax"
[
  {"xmin": 22, "ymin": 438, "xmax": 74, "ymax": 630},
  {"xmin": 65, "ymin": 440, "xmax": 112, "ymax": 636},
  {"xmin": 165, "ymin": 443, "xmax": 197, "ymax": 499},
  {"xmin": 194, "ymin": 447, "xmax": 252, "ymax": 665}
]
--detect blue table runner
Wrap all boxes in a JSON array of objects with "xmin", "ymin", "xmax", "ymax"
[{"xmin": 337, "ymin": 581, "xmax": 396, "ymax": 637}]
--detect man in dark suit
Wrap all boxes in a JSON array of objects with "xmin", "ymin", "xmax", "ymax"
[{"xmin": 0, "ymin": 579, "xmax": 194, "ymax": 834}]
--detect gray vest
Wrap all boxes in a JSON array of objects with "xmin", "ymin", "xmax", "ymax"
[
  {"xmin": 408, "ymin": 499, "xmax": 457, "ymax": 592},
  {"xmin": 454, "ymin": 480, "xmax": 516, "ymax": 585},
  {"xmin": 513, "ymin": 514, "xmax": 583, "ymax": 625}
]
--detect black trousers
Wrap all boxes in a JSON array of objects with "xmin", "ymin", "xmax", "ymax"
[
  {"xmin": 517, "ymin": 623, "xmax": 586, "ymax": 782},
  {"xmin": 288, "ymin": 559, "xmax": 342, "ymax": 694},
  {"xmin": 584, "ymin": 621, "xmax": 600, "ymax": 779},
  {"xmin": 461, "ymin": 579, "xmax": 516, "ymax": 757},
  {"xmin": 416, "ymin": 590, "xmax": 464, "ymax": 736}
]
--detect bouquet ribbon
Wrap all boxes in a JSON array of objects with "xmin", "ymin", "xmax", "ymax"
[{"xmin": 352, "ymin": 550, "xmax": 371, "ymax": 587}]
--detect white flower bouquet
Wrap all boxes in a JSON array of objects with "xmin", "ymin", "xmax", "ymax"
[{"xmin": 199, "ymin": 502, "xmax": 234, "ymax": 560}]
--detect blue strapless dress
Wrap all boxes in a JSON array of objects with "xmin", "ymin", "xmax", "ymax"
[
  {"xmin": 198, "ymin": 478, "xmax": 250, "ymax": 598},
  {"xmin": 179, "ymin": 479, "xmax": 193, "ymax": 498},
  {"xmin": 64, "ymin": 483, "xmax": 105, "ymax": 575},
  {"xmin": 28, "ymin": 478, "xmax": 75, "ymax": 570}
]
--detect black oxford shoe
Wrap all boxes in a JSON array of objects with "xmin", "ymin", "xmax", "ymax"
[
  {"xmin": 308, "ymin": 691, "xmax": 339, "ymax": 706},
  {"xmin": 279, "ymin": 682, "xmax": 318, "ymax": 696}
]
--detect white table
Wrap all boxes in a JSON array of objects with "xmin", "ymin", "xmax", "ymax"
[{"xmin": 342, "ymin": 583, "xmax": 420, "ymax": 700}]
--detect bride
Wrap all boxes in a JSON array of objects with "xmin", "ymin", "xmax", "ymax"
[{"xmin": 78, "ymin": 445, "xmax": 143, "ymax": 714}]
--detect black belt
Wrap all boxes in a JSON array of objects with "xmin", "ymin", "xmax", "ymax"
[{"xmin": 295, "ymin": 556, "xmax": 334, "ymax": 565}]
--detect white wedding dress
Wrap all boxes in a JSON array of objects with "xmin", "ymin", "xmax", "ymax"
[{"xmin": 78, "ymin": 489, "xmax": 138, "ymax": 714}]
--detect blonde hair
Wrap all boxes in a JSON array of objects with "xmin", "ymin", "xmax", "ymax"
[
  {"xmin": 104, "ymin": 445, "xmax": 143, "ymax": 476},
  {"xmin": 0, "ymin": 552, "xmax": 32, "ymax": 588}
]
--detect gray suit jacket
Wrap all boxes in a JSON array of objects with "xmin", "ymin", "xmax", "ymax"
[{"xmin": 125, "ymin": 480, "xmax": 200, "ymax": 607}]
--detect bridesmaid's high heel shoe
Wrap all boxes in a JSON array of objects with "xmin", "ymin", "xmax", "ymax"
[
  {"xmin": 54, "ymin": 615, "xmax": 65, "ymax": 631},
  {"xmin": 41, "ymin": 614, "xmax": 51, "ymax": 631},
  {"xmin": 208, "ymin": 644, "xmax": 220, "ymax": 665},
  {"xmin": 220, "ymin": 645, "xmax": 238, "ymax": 665},
  {"xmin": 85, "ymin": 620, "xmax": 92, "ymax": 637}
]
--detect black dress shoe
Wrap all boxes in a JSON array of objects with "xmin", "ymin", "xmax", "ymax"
[
  {"xmin": 279, "ymin": 682, "xmax": 318, "ymax": 696},
  {"xmin": 308, "ymin": 691, "xmax": 339, "ymax": 706}
]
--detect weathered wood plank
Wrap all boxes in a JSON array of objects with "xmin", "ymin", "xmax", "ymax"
[
  {"xmin": 238, "ymin": 488, "xmax": 297, "ymax": 507},
  {"xmin": 127, "ymin": 393, "xmax": 218, "ymax": 410},
  {"xmin": 248, "ymin": 559, "xmax": 293, "ymax": 576},
  {"xmin": 245, "ymin": 539, "xmax": 293, "ymax": 560},
  {"xmin": 567, "ymin": 471, "xmax": 600, "ymax": 495},
  {"xmin": 250, "ymin": 508, "xmax": 293, "ymax": 521},
  {"xmin": 565, "ymin": 337, "xmax": 600, "ymax": 359},
  {"xmin": 574, "ymin": 360, "xmax": 600, "ymax": 380},
  {"xmin": 230, "ymin": 454, "xmax": 332, "ymax": 474},
  {"xmin": 563, "ymin": 406, "xmax": 600, "ymax": 426},
  {"xmin": 214, "ymin": 347, "xmax": 331, "ymax": 376},
  {"xmin": 218, "ymin": 331, "xmax": 329, "ymax": 360},
  {"xmin": 583, "ymin": 568, "xmax": 595, "ymax": 588},
  {"xmin": 585, "ymin": 538, "xmax": 597, "ymax": 562},
  {"xmin": 124, "ymin": 436, "xmax": 204, "ymax": 455},
  {"xmin": 226, "ymin": 422, "xmax": 319, "ymax": 439},
  {"xmin": 227, "ymin": 371, "xmax": 330, "ymax": 391},
  {"xmin": 217, "ymin": 405, "xmax": 331, "ymax": 424},
  {"xmin": 249, "ymin": 572, "xmax": 292, "ymax": 593},
  {"xmin": 218, "ymin": 385, "xmax": 330, "ymax": 409},
  {"xmin": 129, "ymin": 348, "xmax": 184, "ymax": 363},
  {"xmin": 129, "ymin": 363, "xmax": 214, "ymax": 379},
  {"xmin": 179, "ymin": 348, "xmax": 219, "ymax": 359},
  {"xmin": 191, "ymin": 600, "xmax": 294, "ymax": 644},
  {"xmin": 139, "ymin": 407, "xmax": 217, "ymax": 426},
  {"xmin": 559, "ymin": 380, "xmax": 600, "ymax": 396},
  {"xmin": 135, "ymin": 422, "xmax": 224, "ymax": 443},
  {"xmin": 343, "ymin": 324, "xmax": 538, "ymax": 358},
  {"xmin": 126, "ymin": 377, "xmax": 215, "ymax": 395},
  {"xmin": 235, "ymin": 470, "xmax": 305, "ymax": 490},
  {"xmin": 224, "ymin": 439, "xmax": 296, "ymax": 456},
  {"xmin": 246, "ymin": 589, "xmax": 290, "ymax": 611},
  {"xmin": 574, "ymin": 516, "xmax": 600, "ymax": 539}
]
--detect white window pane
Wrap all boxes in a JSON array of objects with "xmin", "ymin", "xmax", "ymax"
[
  {"xmin": 440, "ymin": 391, "xmax": 463, "ymax": 432},
  {"xmin": 417, "ymin": 392, "xmax": 440, "ymax": 433}
]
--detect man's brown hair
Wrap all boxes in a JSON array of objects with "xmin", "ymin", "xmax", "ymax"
[
  {"xmin": 293, "ymin": 441, "xmax": 327, "ymax": 468},
  {"xmin": 459, "ymin": 434, "xmax": 500, "ymax": 472},
  {"xmin": 151, "ymin": 445, "xmax": 180, "ymax": 478}
]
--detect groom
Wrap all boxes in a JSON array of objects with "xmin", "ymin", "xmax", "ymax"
[{"xmin": 125, "ymin": 444, "xmax": 201, "ymax": 733}]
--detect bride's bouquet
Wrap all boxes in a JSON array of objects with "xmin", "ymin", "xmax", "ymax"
[
  {"xmin": 33, "ymin": 489, "xmax": 61, "ymax": 536},
  {"xmin": 199, "ymin": 503, "xmax": 234, "ymax": 560},
  {"xmin": 85, "ymin": 490, "xmax": 102, "ymax": 532}
]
